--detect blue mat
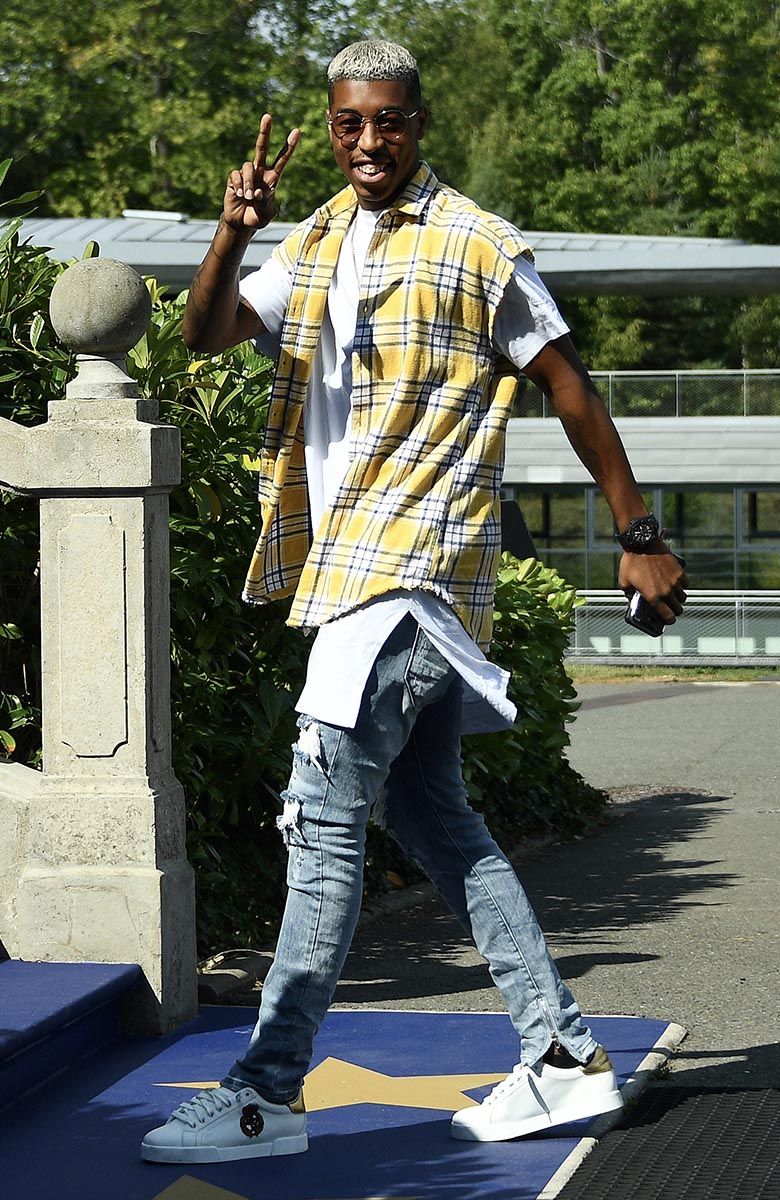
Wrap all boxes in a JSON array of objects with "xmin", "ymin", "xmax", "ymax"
[
  {"xmin": 0, "ymin": 961, "xmax": 140, "ymax": 1057},
  {"xmin": 2, "ymin": 1008, "xmax": 672, "ymax": 1200}
]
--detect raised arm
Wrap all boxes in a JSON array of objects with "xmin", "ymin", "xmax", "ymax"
[
  {"xmin": 183, "ymin": 114, "xmax": 300, "ymax": 353},
  {"xmin": 523, "ymin": 334, "xmax": 688, "ymax": 625}
]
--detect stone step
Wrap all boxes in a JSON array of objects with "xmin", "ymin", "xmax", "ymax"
[{"xmin": 0, "ymin": 960, "xmax": 142, "ymax": 1111}]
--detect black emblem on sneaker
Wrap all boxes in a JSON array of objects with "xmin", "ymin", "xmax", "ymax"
[{"xmin": 240, "ymin": 1104, "xmax": 265, "ymax": 1139}]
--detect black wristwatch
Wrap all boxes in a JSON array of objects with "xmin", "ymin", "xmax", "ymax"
[{"xmin": 614, "ymin": 513, "xmax": 660, "ymax": 552}]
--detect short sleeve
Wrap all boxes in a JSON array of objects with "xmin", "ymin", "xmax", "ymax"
[
  {"xmin": 238, "ymin": 256, "xmax": 293, "ymax": 358},
  {"xmin": 492, "ymin": 255, "xmax": 570, "ymax": 370}
]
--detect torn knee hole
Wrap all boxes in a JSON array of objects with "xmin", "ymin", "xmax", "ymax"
[{"xmin": 277, "ymin": 792, "xmax": 305, "ymax": 845}]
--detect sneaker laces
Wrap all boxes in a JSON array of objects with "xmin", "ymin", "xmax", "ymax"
[
  {"xmin": 171, "ymin": 1086, "xmax": 240, "ymax": 1129},
  {"xmin": 484, "ymin": 1064, "xmax": 528, "ymax": 1106}
]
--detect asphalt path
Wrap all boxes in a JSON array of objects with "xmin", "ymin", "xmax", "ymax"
[{"xmin": 335, "ymin": 679, "xmax": 780, "ymax": 1090}]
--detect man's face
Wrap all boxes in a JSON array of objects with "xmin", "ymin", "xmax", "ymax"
[{"xmin": 327, "ymin": 78, "xmax": 427, "ymax": 210}]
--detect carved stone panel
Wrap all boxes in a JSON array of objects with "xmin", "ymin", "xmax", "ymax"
[{"xmin": 58, "ymin": 512, "xmax": 129, "ymax": 757}]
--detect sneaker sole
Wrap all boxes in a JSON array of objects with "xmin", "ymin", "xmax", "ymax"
[
  {"xmin": 140, "ymin": 1132, "xmax": 309, "ymax": 1163},
  {"xmin": 450, "ymin": 1090, "xmax": 624, "ymax": 1142}
]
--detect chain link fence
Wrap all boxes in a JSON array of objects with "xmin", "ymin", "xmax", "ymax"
[
  {"xmin": 520, "ymin": 371, "xmax": 780, "ymax": 419},
  {"xmin": 568, "ymin": 592, "xmax": 780, "ymax": 663}
]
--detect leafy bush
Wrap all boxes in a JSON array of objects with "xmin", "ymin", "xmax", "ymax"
[
  {"xmin": 470, "ymin": 556, "xmax": 606, "ymax": 844},
  {"xmin": 0, "ymin": 217, "xmax": 606, "ymax": 956},
  {"xmin": 0, "ymin": 160, "xmax": 75, "ymax": 762}
]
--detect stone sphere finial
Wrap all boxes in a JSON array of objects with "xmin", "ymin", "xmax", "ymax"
[{"xmin": 50, "ymin": 257, "xmax": 152, "ymax": 356}]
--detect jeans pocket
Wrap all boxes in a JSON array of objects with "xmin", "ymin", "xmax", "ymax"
[{"xmin": 403, "ymin": 625, "xmax": 456, "ymax": 713}]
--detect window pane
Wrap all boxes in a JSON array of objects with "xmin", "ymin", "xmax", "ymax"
[
  {"xmin": 743, "ymin": 491, "xmax": 780, "ymax": 542},
  {"xmin": 513, "ymin": 492, "xmax": 543, "ymax": 534},
  {"xmin": 667, "ymin": 492, "xmax": 734, "ymax": 548},
  {"xmin": 548, "ymin": 494, "xmax": 585, "ymax": 547},
  {"xmin": 683, "ymin": 550, "xmax": 734, "ymax": 588},
  {"xmin": 737, "ymin": 551, "xmax": 780, "ymax": 589},
  {"xmin": 512, "ymin": 491, "xmax": 585, "ymax": 548},
  {"xmin": 592, "ymin": 492, "xmax": 615, "ymax": 540},
  {"xmin": 587, "ymin": 551, "xmax": 622, "ymax": 589},
  {"xmin": 506, "ymin": 487, "xmax": 780, "ymax": 591}
]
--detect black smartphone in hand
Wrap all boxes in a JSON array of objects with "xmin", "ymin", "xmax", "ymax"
[
  {"xmin": 623, "ymin": 555, "xmax": 686, "ymax": 638},
  {"xmin": 625, "ymin": 591, "xmax": 666, "ymax": 637}
]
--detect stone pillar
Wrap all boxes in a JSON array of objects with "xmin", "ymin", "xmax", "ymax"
[{"xmin": 0, "ymin": 258, "xmax": 197, "ymax": 1033}]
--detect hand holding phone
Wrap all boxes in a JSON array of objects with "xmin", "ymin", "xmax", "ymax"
[{"xmin": 623, "ymin": 555, "xmax": 686, "ymax": 638}]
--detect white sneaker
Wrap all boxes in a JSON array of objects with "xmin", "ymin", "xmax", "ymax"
[
  {"xmin": 451, "ymin": 1045, "xmax": 623, "ymax": 1142},
  {"xmin": 141, "ymin": 1085, "xmax": 308, "ymax": 1163}
]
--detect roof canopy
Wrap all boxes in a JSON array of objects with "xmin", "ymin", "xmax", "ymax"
[{"xmin": 18, "ymin": 215, "xmax": 780, "ymax": 296}]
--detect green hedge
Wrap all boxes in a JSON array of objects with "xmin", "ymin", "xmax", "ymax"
[{"xmin": 0, "ymin": 223, "xmax": 607, "ymax": 955}]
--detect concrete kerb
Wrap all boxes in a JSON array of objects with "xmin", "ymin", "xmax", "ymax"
[{"xmin": 538, "ymin": 1021, "xmax": 688, "ymax": 1200}]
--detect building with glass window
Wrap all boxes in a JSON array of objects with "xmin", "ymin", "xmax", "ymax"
[{"xmin": 504, "ymin": 371, "xmax": 780, "ymax": 594}]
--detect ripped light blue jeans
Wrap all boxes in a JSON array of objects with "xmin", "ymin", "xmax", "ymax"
[{"xmin": 224, "ymin": 615, "xmax": 596, "ymax": 1102}]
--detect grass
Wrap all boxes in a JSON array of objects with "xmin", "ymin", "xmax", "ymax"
[{"xmin": 567, "ymin": 663, "xmax": 780, "ymax": 684}]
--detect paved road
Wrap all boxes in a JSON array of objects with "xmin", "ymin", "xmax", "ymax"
[{"xmin": 336, "ymin": 680, "xmax": 780, "ymax": 1089}]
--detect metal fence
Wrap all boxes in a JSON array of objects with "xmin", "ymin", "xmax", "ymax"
[
  {"xmin": 568, "ymin": 591, "xmax": 780, "ymax": 664},
  {"xmin": 522, "ymin": 371, "xmax": 780, "ymax": 419}
]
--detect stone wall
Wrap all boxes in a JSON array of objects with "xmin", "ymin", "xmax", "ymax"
[{"xmin": 0, "ymin": 258, "xmax": 197, "ymax": 1033}]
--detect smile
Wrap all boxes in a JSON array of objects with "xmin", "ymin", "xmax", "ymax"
[{"xmin": 351, "ymin": 161, "xmax": 392, "ymax": 178}]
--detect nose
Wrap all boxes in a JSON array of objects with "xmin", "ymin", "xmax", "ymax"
[{"xmin": 356, "ymin": 117, "xmax": 383, "ymax": 152}]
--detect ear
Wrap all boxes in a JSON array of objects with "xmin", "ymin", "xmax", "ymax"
[{"xmin": 416, "ymin": 105, "xmax": 429, "ymax": 140}]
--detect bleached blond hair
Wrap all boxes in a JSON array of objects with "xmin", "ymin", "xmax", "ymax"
[{"xmin": 327, "ymin": 40, "xmax": 421, "ymax": 107}]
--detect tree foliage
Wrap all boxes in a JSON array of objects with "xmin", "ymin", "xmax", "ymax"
[
  {"xmin": 0, "ymin": 161, "xmax": 74, "ymax": 762},
  {"xmin": 352, "ymin": 0, "xmax": 780, "ymax": 367},
  {"xmin": 2, "ymin": 0, "xmax": 278, "ymax": 218},
  {"xmin": 5, "ymin": 0, "xmax": 780, "ymax": 242},
  {"xmin": 4, "ymin": 2, "xmax": 780, "ymax": 361}
]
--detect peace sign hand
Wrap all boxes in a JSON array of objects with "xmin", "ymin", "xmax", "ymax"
[{"xmin": 224, "ymin": 114, "xmax": 300, "ymax": 231}]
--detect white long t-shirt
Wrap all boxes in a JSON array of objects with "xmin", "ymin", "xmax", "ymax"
[{"xmin": 239, "ymin": 207, "xmax": 569, "ymax": 733}]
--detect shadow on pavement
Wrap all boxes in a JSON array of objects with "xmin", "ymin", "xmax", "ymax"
[
  {"xmin": 337, "ymin": 790, "xmax": 736, "ymax": 1005},
  {"xmin": 524, "ymin": 789, "xmax": 736, "ymax": 953}
]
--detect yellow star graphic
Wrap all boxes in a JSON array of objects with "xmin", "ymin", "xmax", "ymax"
[
  {"xmin": 303, "ymin": 1056, "xmax": 504, "ymax": 1112},
  {"xmin": 152, "ymin": 1178, "xmax": 249, "ymax": 1200},
  {"xmin": 155, "ymin": 1055, "xmax": 504, "ymax": 1113},
  {"xmin": 153, "ymin": 1182, "xmax": 419, "ymax": 1200}
]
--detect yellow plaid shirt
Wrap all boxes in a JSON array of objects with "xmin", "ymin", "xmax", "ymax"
[{"xmin": 242, "ymin": 162, "xmax": 532, "ymax": 649}]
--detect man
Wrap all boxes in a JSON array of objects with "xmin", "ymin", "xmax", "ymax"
[{"xmin": 142, "ymin": 39, "xmax": 687, "ymax": 1164}]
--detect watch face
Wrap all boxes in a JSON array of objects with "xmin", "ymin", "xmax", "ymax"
[
  {"xmin": 617, "ymin": 515, "xmax": 659, "ymax": 549},
  {"xmin": 632, "ymin": 518, "xmax": 658, "ymax": 545}
]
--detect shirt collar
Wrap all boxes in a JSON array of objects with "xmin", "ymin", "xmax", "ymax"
[{"xmin": 314, "ymin": 161, "xmax": 440, "ymax": 226}]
